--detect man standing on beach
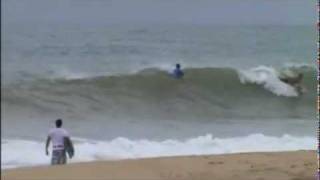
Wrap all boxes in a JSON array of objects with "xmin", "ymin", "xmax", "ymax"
[{"xmin": 46, "ymin": 119, "xmax": 74, "ymax": 165}]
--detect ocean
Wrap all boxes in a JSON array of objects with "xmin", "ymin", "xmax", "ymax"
[{"xmin": 2, "ymin": 24, "xmax": 316, "ymax": 168}]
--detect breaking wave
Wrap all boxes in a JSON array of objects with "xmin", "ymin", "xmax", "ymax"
[{"xmin": 2, "ymin": 65, "xmax": 315, "ymax": 121}]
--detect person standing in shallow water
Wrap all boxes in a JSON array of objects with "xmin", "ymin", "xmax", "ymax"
[
  {"xmin": 46, "ymin": 119, "xmax": 74, "ymax": 165},
  {"xmin": 172, "ymin": 63, "xmax": 184, "ymax": 79}
]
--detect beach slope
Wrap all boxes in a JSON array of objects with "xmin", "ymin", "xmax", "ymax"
[{"xmin": 2, "ymin": 150, "xmax": 316, "ymax": 180}]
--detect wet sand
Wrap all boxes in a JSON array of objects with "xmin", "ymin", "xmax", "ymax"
[{"xmin": 2, "ymin": 150, "xmax": 316, "ymax": 180}]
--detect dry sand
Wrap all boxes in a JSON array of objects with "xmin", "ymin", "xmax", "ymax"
[{"xmin": 2, "ymin": 150, "xmax": 316, "ymax": 180}]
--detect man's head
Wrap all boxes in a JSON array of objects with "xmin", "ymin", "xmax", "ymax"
[
  {"xmin": 55, "ymin": 119, "xmax": 63, "ymax": 128},
  {"xmin": 176, "ymin": 64, "xmax": 181, "ymax": 69}
]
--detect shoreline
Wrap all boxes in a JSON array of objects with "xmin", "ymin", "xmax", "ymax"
[{"xmin": 2, "ymin": 150, "xmax": 316, "ymax": 180}]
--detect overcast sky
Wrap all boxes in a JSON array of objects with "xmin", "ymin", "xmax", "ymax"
[{"xmin": 2, "ymin": 0, "xmax": 317, "ymax": 26}]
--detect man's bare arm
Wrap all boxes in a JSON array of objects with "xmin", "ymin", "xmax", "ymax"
[{"xmin": 45, "ymin": 136, "xmax": 51, "ymax": 155}]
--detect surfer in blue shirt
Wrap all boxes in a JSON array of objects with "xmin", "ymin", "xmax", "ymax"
[{"xmin": 172, "ymin": 64, "xmax": 184, "ymax": 79}]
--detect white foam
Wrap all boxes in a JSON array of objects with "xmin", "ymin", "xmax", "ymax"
[
  {"xmin": 2, "ymin": 134, "xmax": 314, "ymax": 169},
  {"xmin": 237, "ymin": 66, "xmax": 298, "ymax": 97},
  {"xmin": 283, "ymin": 62, "xmax": 314, "ymax": 69},
  {"xmin": 47, "ymin": 67, "xmax": 91, "ymax": 80}
]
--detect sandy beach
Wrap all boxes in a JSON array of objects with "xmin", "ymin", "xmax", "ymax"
[{"xmin": 2, "ymin": 150, "xmax": 316, "ymax": 180}]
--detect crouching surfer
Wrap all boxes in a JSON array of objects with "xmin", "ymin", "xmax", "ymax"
[
  {"xmin": 46, "ymin": 119, "xmax": 74, "ymax": 165},
  {"xmin": 279, "ymin": 73, "xmax": 306, "ymax": 95}
]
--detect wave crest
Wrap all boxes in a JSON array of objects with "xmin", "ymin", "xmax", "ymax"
[{"xmin": 2, "ymin": 66, "xmax": 316, "ymax": 120}]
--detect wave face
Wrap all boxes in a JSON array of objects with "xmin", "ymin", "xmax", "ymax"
[
  {"xmin": 2, "ymin": 66, "xmax": 315, "ymax": 123},
  {"xmin": 2, "ymin": 134, "xmax": 315, "ymax": 169}
]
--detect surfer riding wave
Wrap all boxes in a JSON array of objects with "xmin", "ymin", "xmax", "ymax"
[{"xmin": 279, "ymin": 73, "xmax": 306, "ymax": 95}]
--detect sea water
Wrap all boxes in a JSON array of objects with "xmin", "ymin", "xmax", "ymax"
[{"xmin": 2, "ymin": 2, "xmax": 316, "ymax": 169}]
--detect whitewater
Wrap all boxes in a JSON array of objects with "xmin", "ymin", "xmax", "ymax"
[{"xmin": 2, "ymin": 134, "xmax": 315, "ymax": 169}]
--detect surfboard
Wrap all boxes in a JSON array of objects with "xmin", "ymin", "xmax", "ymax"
[{"xmin": 64, "ymin": 137, "xmax": 74, "ymax": 158}]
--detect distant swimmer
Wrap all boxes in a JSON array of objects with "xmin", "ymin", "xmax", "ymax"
[
  {"xmin": 279, "ymin": 73, "xmax": 306, "ymax": 95},
  {"xmin": 172, "ymin": 63, "xmax": 184, "ymax": 79},
  {"xmin": 46, "ymin": 119, "xmax": 74, "ymax": 165}
]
